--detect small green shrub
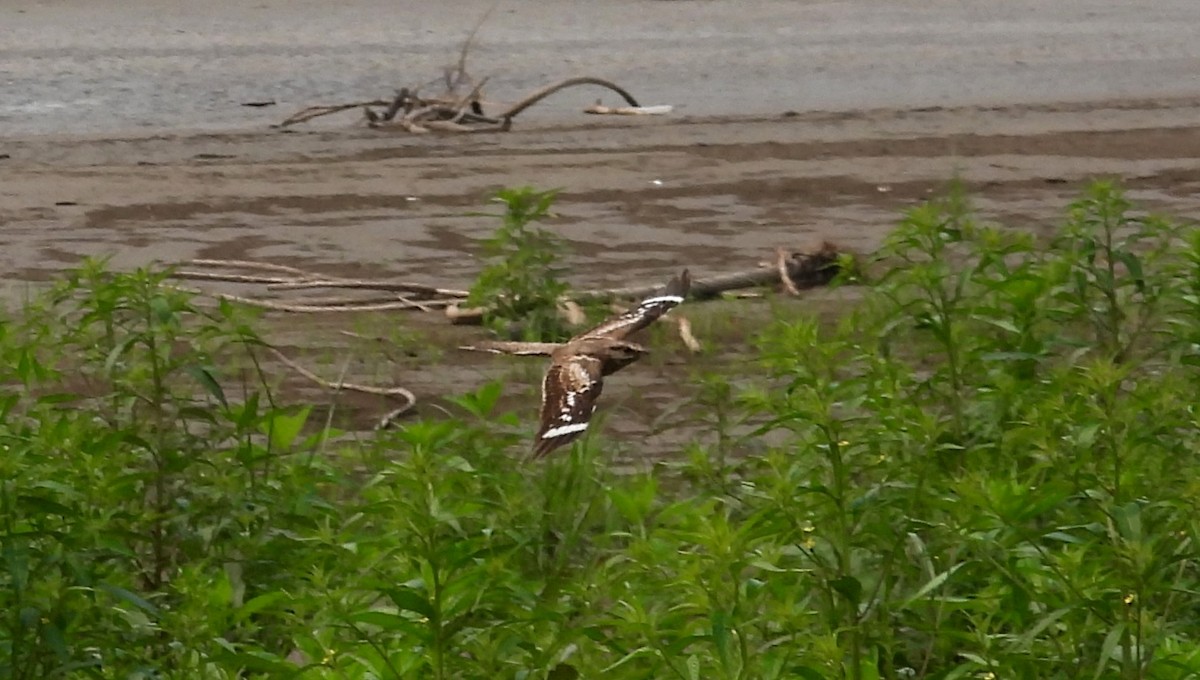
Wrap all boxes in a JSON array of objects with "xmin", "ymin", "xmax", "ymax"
[{"xmin": 467, "ymin": 186, "xmax": 573, "ymax": 342}]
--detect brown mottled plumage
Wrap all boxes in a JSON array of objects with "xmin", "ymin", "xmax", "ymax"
[
  {"xmin": 532, "ymin": 269, "xmax": 690, "ymax": 457},
  {"xmin": 463, "ymin": 270, "xmax": 691, "ymax": 457}
]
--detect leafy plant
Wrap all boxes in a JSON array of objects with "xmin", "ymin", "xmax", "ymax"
[{"xmin": 467, "ymin": 186, "xmax": 573, "ymax": 342}]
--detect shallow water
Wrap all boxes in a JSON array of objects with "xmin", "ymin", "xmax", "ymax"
[{"xmin": 3, "ymin": 0, "xmax": 1200, "ymax": 137}]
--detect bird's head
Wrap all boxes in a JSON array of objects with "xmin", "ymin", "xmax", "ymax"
[{"xmin": 601, "ymin": 340, "xmax": 649, "ymax": 372}]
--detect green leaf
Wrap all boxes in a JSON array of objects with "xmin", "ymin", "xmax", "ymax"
[
  {"xmin": 1043, "ymin": 531, "xmax": 1085, "ymax": 544},
  {"xmin": 1115, "ymin": 250, "xmax": 1145, "ymax": 293},
  {"xmin": 348, "ymin": 610, "xmax": 425, "ymax": 636},
  {"xmin": 103, "ymin": 335, "xmax": 140, "ymax": 375},
  {"xmin": 1017, "ymin": 608, "xmax": 1072, "ymax": 648},
  {"xmin": 601, "ymin": 647, "xmax": 656, "ymax": 674},
  {"xmin": 1113, "ymin": 502, "xmax": 1142, "ymax": 542},
  {"xmin": 262, "ymin": 406, "xmax": 311, "ymax": 452},
  {"xmin": 547, "ymin": 664, "xmax": 580, "ymax": 680},
  {"xmin": 235, "ymin": 591, "xmax": 288, "ymax": 623},
  {"xmin": 1093, "ymin": 623, "xmax": 1126, "ymax": 680},
  {"xmin": 185, "ymin": 363, "xmax": 227, "ymax": 406},
  {"xmin": 214, "ymin": 650, "xmax": 296, "ymax": 675},
  {"xmin": 384, "ymin": 587, "xmax": 436, "ymax": 619},
  {"xmin": 789, "ymin": 667, "xmax": 827, "ymax": 680},
  {"xmin": 831, "ymin": 575, "xmax": 862, "ymax": 605},
  {"xmin": 903, "ymin": 562, "xmax": 966, "ymax": 606},
  {"xmin": 711, "ymin": 609, "xmax": 731, "ymax": 674},
  {"xmin": 98, "ymin": 583, "xmax": 159, "ymax": 617}
]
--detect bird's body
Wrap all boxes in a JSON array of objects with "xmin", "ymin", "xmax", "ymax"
[
  {"xmin": 462, "ymin": 270, "xmax": 691, "ymax": 457},
  {"xmin": 532, "ymin": 271, "xmax": 690, "ymax": 457}
]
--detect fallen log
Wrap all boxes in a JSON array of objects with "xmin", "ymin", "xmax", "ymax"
[
  {"xmin": 169, "ymin": 243, "xmax": 847, "ymax": 321},
  {"xmin": 579, "ymin": 242, "xmax": 843, "ymax": 302},
  {"xmin": 445, "ymin": 242, "xmax": 846, "ymax": 326}
]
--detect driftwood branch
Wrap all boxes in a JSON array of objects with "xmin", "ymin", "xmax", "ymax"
[
  {"xmin": 168, "ymin": 259, "xmax": 467, "ymax": 313},
  {"xmin": 277, "ymin": 101, "xmax": 392, "ymax": 128},
  {"xmin": 670, "ymin": 316, "xmax": 702, "ymax": 353},
  {"xmin": 579, "ymin": 242, "xmax": 843, "ymax": 302},
  {"xmin": 444, "ymin": 243, "xmax": 846, "ymax": 326},
  {"xmin": 273, "ymin": 13, "xmax": 658, "ymax": 133},
  {"xmin": 169, "ymin": 243, "xmax": 846, "ymax": 320},
  {"xmin": 498, "ymin": 76, "xmax": 641, "ymax": 120},
  {"xmin": 268, "ymin": 346, "xmax": 418, "ymax": 406}
]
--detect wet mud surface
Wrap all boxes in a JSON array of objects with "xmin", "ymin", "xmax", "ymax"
[{"xmin": 5, "ymin": 98, "xmax": 1199, "ymax": 460}]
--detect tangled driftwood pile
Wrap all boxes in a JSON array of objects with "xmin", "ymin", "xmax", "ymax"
[
  {"xmin": 275, "ymin": 15, "xmax": 667, "ymax": 132},
  {"xmin": 169, "ymin": 243, "xmax": 844, "ymax": 318},
  {"xmin": 168, "ymin": 243, "xmax": 847, "ymax": 428}
]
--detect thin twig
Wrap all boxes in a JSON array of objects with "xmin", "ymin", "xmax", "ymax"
[
  {"xmin": 213, "ymin": 292, "xmax": 458, "ymax": 313},
  {"xmin": 450, "ymin": 76, "xmax": 491, "ymax": 123},
  {"xmin": 671, "ymin": 315, "xmax": 702, "ymax": 353},
  {"xmin": 277, "ymin": 101, "xmax": 391, "ymax": 127},
  {"xmin": 452, "ymin": 4, "xmax": 497, "ymax": 92},
  {"xmin": 777, "ymin": 247, "xmax": 801, "ymax": 296},
  {"xmin": 376, "ymin": 404, "xmax": 415, "ymax": 430},
  {"xmin": 172, "ymin": 271, "xmax": 296, "ymax": 285},
  {"xmin": 268, "ymin": 280, "xmax": 469, "ymax": 297},
  {"xmin": 268, "ymin": 346, "xmax": 418, "ymax": 405}
]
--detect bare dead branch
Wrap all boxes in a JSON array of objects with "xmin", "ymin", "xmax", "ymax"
[
  {"xmin": 172, "ymin": 270, "xmax": 296, "ymax": 285},
  {"xmin": 450, "ymin": 4, "xmax": 496, "ymax": 93},
  {"xmin": 211, "ymin": 292, "xmax": 455, "ymax": 314},
  {"xmin": 268, "ymin": 280, "xmax": 469, "ymax": 297},
  {"xmin": 559, "ymin": 300, "xmax": 587, "ymax": 326},
  {"xmin": 578, "ymin": 244, "xmax": 844, "ymax": 302},
  {"xmin": 776, "ymin": 247, "xmax": 801, "ymax": 296},
  {"xmin": 376, "ymin": 404, "xmax": 416, "ymax": 430},
  {"xmin": 671, "ymin": 315, "xmax": 702, "ymax": 353},
  {"xmin": 446, "ymin": 303, "xmax": 487, "ymax": 324},
  {"xmin": 584, "ymin": 102, "xmax": 674, "ymax": 116},
  {"xmin": 499, "ymin": 76, "xmax": 641, "ymax": 121},
  {"xmin": 277, "ymin": 101, "xmax": 391, "ymax": 128},
  {"xmin": 449, "ymin": 76, "xmax": 491, "ymax": 123},
  {"xmin": 268, "ymin": 347, "xmax": 418, "ymax": 406},
  {"xmin": 168, "ymin": 245, "xmax": 848, "ymax": 324}
]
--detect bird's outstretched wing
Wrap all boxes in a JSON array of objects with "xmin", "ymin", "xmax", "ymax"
[
  {"xmin": 580, "ymin": 269, "xmax": 691, "ymax": 341},
  {"xmin": 533, "ymin": 354, "xmax": 605, "ymax": 458},
  {"xmin": 459, "ymin": 341, "xmax": 561, "ymax": 356}
]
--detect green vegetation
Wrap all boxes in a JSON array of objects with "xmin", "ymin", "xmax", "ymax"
[
  {"xmin": 467, "ymin": 186, "xmax": 574, "ymax": 342},
  {"xmin": 3, "ymin": 181, "xmax": 1200, "ymax": 678}
]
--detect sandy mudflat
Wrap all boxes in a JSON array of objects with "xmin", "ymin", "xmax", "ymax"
[
  {"xmin": 2, "ymin": 0, "xmax": 1199, "ymax": 449},
  {"xmin": 3, "ymin": 0, "xmax": 1199, "ymax": 285}
]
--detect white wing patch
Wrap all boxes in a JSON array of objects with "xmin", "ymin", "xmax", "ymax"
[
  {"xmin": 533, "ymin": 356, "xmax": 603, "ymax": 457},
  {"xmin": 581, "ymin": 294, "xmax": 686, "ymax": 341},
  {"xmin": 543, "ymin": 422, "xmax": 590, "ymax": 439},
  {"xmin": 639, "ymin": 295, "xmax": 684, "ymax": 306}
]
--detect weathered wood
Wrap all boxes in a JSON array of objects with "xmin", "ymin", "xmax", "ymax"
[
  {"xmin": 578, "ymin": 244, "xmax": 843, "ymax": 302},
  {"xmin": 498, "ymin": 76, "xmax": 641, "ymax": 121}
]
